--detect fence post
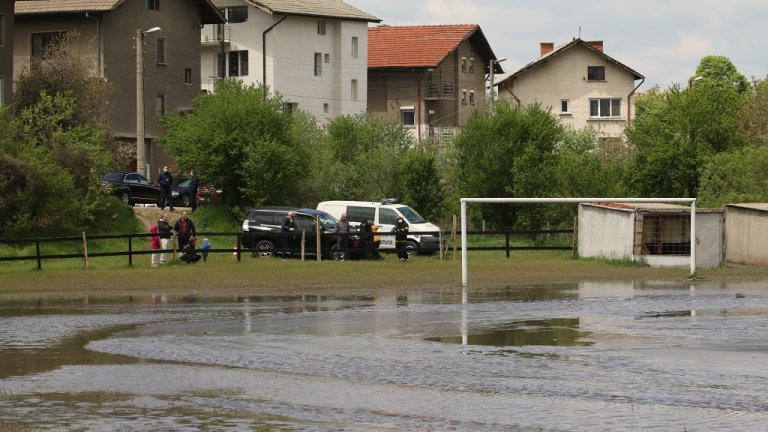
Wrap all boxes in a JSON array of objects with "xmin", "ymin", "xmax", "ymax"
[
  {"xmin": 316, "ymin": 216, "xmax": 321, "ymax": 261},
  {"xmin": 236, "ymin": 233, "xmax": 242, "ymax": 262},
  {"xmin": 35, "ymin": 239, "xmax": 42, "ymax": 271},
  {"xmin": 128, "ymin": 234, "xmax": 133, "ymax": 267},
  {"xmin": 82, "ymin": 231, "xmax": 89, "ymax": 270},
  {"xmin": 505, "ymin": 232, "xmax": 510, "ymax": 258}
]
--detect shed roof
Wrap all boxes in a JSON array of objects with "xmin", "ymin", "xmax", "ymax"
[
  {"xmin": 583, "ymin": 202, "xmax": 722, "ymax": 213},
  {"xmin": 16, "ymin": 0, "xmax": 224, "ymax": 23},
  {"xmin": 496, "ymin": 38, "xmax": 643, "ymax": 87},
  {"xmin": 725, "ymin": 203, "xmax": 768, "ymax": 212},
  {"xmin": 368, "ymin": 24, "xmax": 501, "ymax": 72},
  {"xmin": 246, "ymin": 0, "xmax": 379, "ymax": 22}
]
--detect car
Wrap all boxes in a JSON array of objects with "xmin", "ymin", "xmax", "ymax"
[
  {"xmin": 241, "ymin": 207, "xmax": 342, "ymax": 259},
  {"xmin": 101, "ymin": 172, "xmax": 161, "ymax": 206},
  {"xmin": 172, "ymin": 177, "xmax": 222, "ymax": 207}
]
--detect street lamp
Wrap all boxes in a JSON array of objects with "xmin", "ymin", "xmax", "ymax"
[
  {"xmin": 136, "ymin": 26, "xmax": 161, "ymax": 177},
  {"xmin": 688, "ymin": 75, "xmax": 703, "ymax": 88},
  {"xmin": 489, "ymin": 57, "xmax": 507, "ymax": 113}
]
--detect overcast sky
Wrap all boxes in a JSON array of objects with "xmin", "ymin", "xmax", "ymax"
[{"xmin": 346, "ymin": 0, "xmax": 768, "ymax": 89}]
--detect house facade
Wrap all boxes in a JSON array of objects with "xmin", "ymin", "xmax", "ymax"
[
  {"xmin": 367, "ymin": 24, "xmax": 502, "ymax": 144},
  {"xmin": 13, "ymin": 0, "xmax": 223, "ymax": 176},
  {"xmin": 0, "ymin": 0, "xmax": 15, "ymax": 108},
  {"xmin": 496, "ymin": 39, "xmax": 644, "ymax": 140},
  {"xmin": 201, "ymin": 0, "xmax": 379, "ymax": 124}
]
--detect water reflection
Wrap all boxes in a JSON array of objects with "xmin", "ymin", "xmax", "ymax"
[{"xmin": 427, "ymin": 318, "xmax": 593, "ymax": 347}]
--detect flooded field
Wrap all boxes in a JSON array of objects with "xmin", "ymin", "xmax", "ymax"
[{"xmin": 1, "ymin": 281, "xmax": 768, "ymax": 431}]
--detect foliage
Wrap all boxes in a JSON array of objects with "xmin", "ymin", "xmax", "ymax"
[
  {"xmin": 159, "ymin": 79, "xmax": 309, "ymax": 216},
  {"xmin": 452, "ymin": 102, "xmax": 562, "ymax": 229},
  {"xmin": 693, "ymin": 55, "xmax": 750, "ymax": 93},
  {"xmin": 737, "ymin": 77, "xmax": 768, "ymax": 146},
  {"xmin": 398, "ymin": 148, "xmax": 446, "ymax": 222},
  {"xmin": 698, "ymin": 145, "xmax": 768, "ymax": 207}
]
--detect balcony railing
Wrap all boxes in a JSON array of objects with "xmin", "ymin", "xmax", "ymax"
[
  {"xmin": 425, "ymin": 80, "xmax": 455, "ymax": 100},
  {"xmin": 201, "ymin": 25, "xmax": 230, "ymax": 45}
]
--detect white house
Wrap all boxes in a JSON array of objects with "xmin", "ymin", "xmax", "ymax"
[
  {"xmin": 201, "ymin": 0, "xmax": 379, "ymax": 124},
  {"xmin": 496, "ymin": 39, "xmax": 644, "ymax": 140}
]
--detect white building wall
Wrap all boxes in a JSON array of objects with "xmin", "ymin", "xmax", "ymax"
[
  {"xmin": 501, "ymin": 45, "xmax": 637, "ymax": 138},
  {"xmin": 724, "ymin": 205, "xmax": 768, "ymax": 265},
  {"xmin": 202, "ymin": 2, "xmax": 369, "ymax": 125},
  {"xmin": 577, "ymin": 204, "xmax": 635, "ymax": 260}
]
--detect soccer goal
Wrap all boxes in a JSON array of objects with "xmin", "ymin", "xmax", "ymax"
[{"xmin": 460, "ymin": 197, "xmax": 697, "ymax": 286}]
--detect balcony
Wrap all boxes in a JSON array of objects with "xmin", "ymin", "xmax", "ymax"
[
  {"xmin": 201, "ymin": 25, "xmax": 230, "ymax": 46},
  {"xmin": 425, "ymin": 80, "xmax": 455, "ymax": 100}
]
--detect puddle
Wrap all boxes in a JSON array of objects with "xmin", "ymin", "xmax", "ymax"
[{"xmin": 426, "ymin": 318, "xmax": 593, "ymax": 347}]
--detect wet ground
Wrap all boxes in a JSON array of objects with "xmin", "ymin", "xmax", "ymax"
[{"xmin": 1, "ymin": 281, "xmax": 768, "ymax": 431}]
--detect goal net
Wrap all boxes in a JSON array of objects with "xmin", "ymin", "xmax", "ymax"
[{"xmin": 459, "ymin": 197, "xmax": 697, "ymax": 286}]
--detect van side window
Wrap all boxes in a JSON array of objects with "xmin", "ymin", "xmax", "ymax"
[
  {"xmin": 347, "ymin": 206, "xmax": 375, "ymax": 223},
  {"xmin": 379, "ymin": 208, "xmax": 399, "ymax": 225}
]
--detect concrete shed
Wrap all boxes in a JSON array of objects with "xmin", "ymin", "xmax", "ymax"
[
  {"xmin": 724, "ymin": 204, "xmax": 768, "ymax": 265},
  {"xmin": 578, "ymin": 203, "xmax": 723, "ymax": 268}
]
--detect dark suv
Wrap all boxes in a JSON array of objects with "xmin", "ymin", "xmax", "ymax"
[{"xmin": 241, "ymin": 207, "xmax": 342, "ymax": 258}]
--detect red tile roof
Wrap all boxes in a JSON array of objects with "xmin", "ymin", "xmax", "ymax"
[{"xmin": 368, "ymin": 24, "xmax": 480, "ymax": 68}]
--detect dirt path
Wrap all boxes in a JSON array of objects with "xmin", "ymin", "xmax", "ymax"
[{"xmin": 133, "ymin": 206, "xmax": 188, "ymax": 230}]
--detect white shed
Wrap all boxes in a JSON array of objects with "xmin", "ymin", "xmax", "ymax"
[
  {"xmin": 724, "ymin": 204, "xmax": 768, "ymax": 265},
  {"xmin": 578, "ymin": 203, "xmax": 723, "ymax": 268}
]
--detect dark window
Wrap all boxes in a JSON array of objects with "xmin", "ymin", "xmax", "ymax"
[
  {"xmin": 146, "ymin": 0, "xmax": 160, "ymax": 11},
  {"xmin": 156, "ymin": 37, "xmax": 166, "ymax": 64},
  {"xmin": 379, "ymin": 208, "xmax": 398, "ymax": 225},
  {"xmin": 314, "ymin": 52, "xmax": 322, "ymax": 76},
  {"xmin": 561, "ymin": 99, "xmax": 569, "ymax": 113},
  {"xmin": 587, "ymin": 66, "xmax": 605, "ymax": 81},
  {"xmin": 155, "ymin": 94, "xmax": 165, "ymax": 118},
  {"xmin": 401, "ymin": 109, "xmax": 415, "ymax": 126},
  {"xmin": 347, "ymin": 206, "xmax": 375, "ymax": 223},
  {"xmin": 589, "ymin": 98, "xmax": 621, "ymax": 117},
  {"xmin": 0, "ymin": 14, "xmax": 5, "ymax": 47},
  {"xmin": 217, "ymin": 53, "xmax": 226, "ymax": 78},
  {"xmin": 227, "ymin": 6, "xmax": 248, "ymax": 23},
  {"xmin": 317, "ymin": 21, "xmax": 326, "ymax": 35},
  {"xmin": 126, "ymin": 174, "xmax": 140, "ymax": 183},
  {"xmin": 30, "ymin": 31, "xmax": 67, "ymax": 58},
  {"xmin": 228, "ymin": 51, "xmax": 248, "ymax": 76},
  {"xmin": 185, "ymin": 68, "xmax": 192, "ymax": 84},
  {"xmin": 295, "ymin": 215, "xmax": 316, "ymax": 231}
]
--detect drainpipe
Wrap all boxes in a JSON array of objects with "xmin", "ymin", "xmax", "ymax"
[
  {"xmin": 85, "ymin": 13, "xmax": 102, "ymax": 76},
  {"xmin": 627, "ymin": 77, "xmax": 645, "ymax": 127},
  {"xmin": 262, "ymin": 14, "xmax": 287, "ymax": 95},
  {"xmin": 416, "ymin": 72, "xmax": 422, "ymax": 143}
]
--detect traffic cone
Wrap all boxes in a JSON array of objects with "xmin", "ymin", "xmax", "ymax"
[{"xmin": 233, "ymin": 242, "xmax": 238, "ymax": 259}]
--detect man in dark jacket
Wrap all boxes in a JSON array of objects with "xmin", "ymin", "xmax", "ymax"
[
  {"xmin": 157, "ymin": 166, "xmax": 174, "ymax": 211},
  {"xmin": 281, "ymin": 211, "xmax": 296, "ymax": 256},
  {"xmin": 393, "ymin": 217, "xmax": 410, "ymax": 261},
  {"xmin": 174, "ymin": 210, "xmax": 196, "ymax": 250},
  {"xmin": 188, "ymin": 172, "xmax": 199, "ymax": 212},
  {"xmin": 334, "ymin": 213, "xmax": 350, "ymax": 260}
]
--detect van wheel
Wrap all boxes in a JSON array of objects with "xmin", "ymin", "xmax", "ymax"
[
  {"xmin": 405, "ymin": 240, "xmax": 419, "ymax": 256},
  {"xmin": 255, "ymin": 240, "xmax": 275, "ymax": 258}
]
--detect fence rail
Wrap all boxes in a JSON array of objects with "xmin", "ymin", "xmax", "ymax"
[{"xmin": 0, "ymin": 227, "xmax": 574, "ymax": 270}]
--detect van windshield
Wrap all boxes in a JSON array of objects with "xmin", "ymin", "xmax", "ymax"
[{"xmin": 398, "ymin": 206, "xmax": 426, "ymax": 224}]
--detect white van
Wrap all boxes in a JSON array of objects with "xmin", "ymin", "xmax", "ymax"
[{"xmin": 316, "ymin": 200, "xmax": 441, "ymax": 255}]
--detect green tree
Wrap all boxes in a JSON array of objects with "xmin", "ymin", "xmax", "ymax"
[
  {"xmin": 693, "ymin": 55, "xmax": 750, "ymax": 93},
  {"xmin": 698, "ymin": 145, "xmax": 768, "ymax": 207},
  {"xmin": 738, "ymin": 77, "xmax": 768, "ymax": 147},
  {"xmin": 452, "ymin": 102, "xmax": 562, "ymax": 229},
  {"xmin": 159, "ymin": 80, "xmax": 309, "ymax": 214},
  {"xmin": 399, "ymin": 148, "xmax": 446, "ymax": 222}
]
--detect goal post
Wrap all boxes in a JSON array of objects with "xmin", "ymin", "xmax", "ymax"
[{"xmin": 460, "ymin": 197, "xmax": 697, "ymax": 286}]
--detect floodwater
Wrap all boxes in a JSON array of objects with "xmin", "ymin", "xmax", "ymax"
[{"xmin": 1, "ymin": 281, "xmax": 768, "ymax": 431}]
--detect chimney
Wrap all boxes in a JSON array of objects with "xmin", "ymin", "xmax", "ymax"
[
  {"xmin": 586, "ymin": 41, "xmax": 604, "ymax": 52},
  {"xmin": 540, "ymin": 42, "xmax": 554, "ymax": 57}
]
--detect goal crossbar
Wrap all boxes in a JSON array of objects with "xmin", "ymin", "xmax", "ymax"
[{"xmin": 460, "ymin": 198, "xmax": 697, "ymax": 286}]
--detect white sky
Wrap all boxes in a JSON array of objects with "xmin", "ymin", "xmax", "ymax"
[{"xmin": 346, "ymin": 0, "xmax": 768, "ymax": 89}]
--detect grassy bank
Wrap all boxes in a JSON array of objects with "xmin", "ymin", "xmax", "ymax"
[{"xmin": 1, "ymin": 250, "xmax": 766, "ymax": 300}]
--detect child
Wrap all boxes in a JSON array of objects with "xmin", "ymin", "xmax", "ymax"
[
  {"xmin": 149, "ymin": 225, "xmax": 161, "ymax": 267},
  {"xmin": 180, "ymin": 236, "xmax": 201, "ymax": 264},
  {"xmin": 201, "ymin": 237, "xmax": 212, "ymax": 262}
]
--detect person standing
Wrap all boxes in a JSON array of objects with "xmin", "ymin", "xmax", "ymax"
[
  {"xmin": 149, "ymin": 225, "xmax": 161, "ymax": 267},
  {"xmin": 371, "ymin": 221, "xmax": 382, "ymax": 260},
  {"xmin": 358, "ymin": 219, "xmax": 373, "ymax": 260},
  {"xmin": 334, "ymin": 213, "xmax": 350, "ymax": 260},
  {"xmin": 188, "ymin": 171, "xmax": 199, "ymax": 213},
  {"xmin": 157, "ymin": 213, "xmax": 172, "ymax": 264},
  {"xmin": 174, "ymin": 210, "xmax": 196, "ymax": 251},
  {"xmin": 281, "ymin": 211, "xmax": 296, "ymax": 257},
  {"xmin": 157, "ymin": 166, "xmax": 174, "ymax": 211},
  {"xmin": 201, "ymin": 237, "xmax": 212, "ymax": 262},
  {"xmin": 393, "ymin": 217, "xmax": 410, "ymax": 261}
]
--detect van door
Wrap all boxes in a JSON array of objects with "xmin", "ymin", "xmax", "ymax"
[{"xmin": 377, "ymin": 207, "xmax": 399, "ymax": 249}]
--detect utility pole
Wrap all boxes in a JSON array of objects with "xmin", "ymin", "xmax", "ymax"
[
  {"xmin": 489, "ymin": 58, "xmax": 506, "ymax": 114},
  {"xmin": 135, "ymin": 27, "xmax": 161, "ymax": 177}
]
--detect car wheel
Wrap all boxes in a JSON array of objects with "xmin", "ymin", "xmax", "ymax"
[
  {"xmin": 181, "ymin": 194, "xmax": 190, "ymax": 207},
  {"xmin": 405, "ymin": 240, "xmax": 419, "ymax": 257},
  {"xmin": 330, "ymin": 244, "xmax": 345, "ymax": 261},
  {"xmin": 120, "ymin": 191, "xmax": 132, "ymax": 206},
  {"xmin": 255, "ymin": 240, "xmax": 276, "ymax": 258}
]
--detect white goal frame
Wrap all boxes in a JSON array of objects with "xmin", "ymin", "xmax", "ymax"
[{"xmin": 460, "ymin": 198, "xmax": 697, "ymax": 286}]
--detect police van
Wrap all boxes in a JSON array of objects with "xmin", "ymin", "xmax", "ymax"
[{"xmin": 316, "ymin": 199, "xmax": 441, "ymax": 255}]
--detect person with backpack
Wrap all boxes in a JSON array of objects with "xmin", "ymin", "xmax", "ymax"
[{"xmin": 393, "ymin": 217, "xmax": 410, "ymax": 261}]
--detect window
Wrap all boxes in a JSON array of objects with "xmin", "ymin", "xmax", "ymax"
[
  {"xmin": 461, "ymin": 57, "xmax": 467, "ymax": 73},
  {"xmin": 351, "ymin": 79, "xmax": 358, "ymax": 101},
  {"xmin": 317, "ymin": 21, "xmax": 326, "ymax": 35},
  {"xmin": 587, "ymin": 66, "xmax": 605, "ymax": 81},
  {"xmin": 314, "ymin": 52, "xmax": 322, "ymax": 76},
  {"xmin": 282, "ymin": 102, "xmax": 298, "ymax": 114},
  {"xmin": 400, "ymin": 107, "xmax": 415, "ymax": 126},
  {"xmin": 184, "ymin": 68, "xmax": 192, "ymax": 85},
  {"xmin": 323, "ymin": 103, "xmax": 329, "ymax": 113},
  {"xmin": 146, "ymin": 0, "xmax": 160, "ymax": 11},
  {"xmin": 228, "ymin": 50, "xmax": 248, "ymax": 76},
  {"xmin": 217, "ymin": 53, "xmax": 226, "ymax": 78},
  {"xmin": 461, "ymin": 89, "xmax": 467, "ymax": 105},
  {"xmin": 469, "ymin": 57, "xmax": 475, "ymax": 73},
  {"xmin": 469, "ymin": 90, "xmax": 475, "ymax": 105},
  {"xmin": 561, "ymin": 99, "xmax": 569, "ymax": 113},
  {"xmin": 379, "ymin": 208, "xmax": 399, "ymax": 226},
  {"xmin": 348, "ymin": 206, "xmax": 375, "ymax": 223},
  {"xmin": 155, "ymin": 94, "xmax": 165, "ymax": 118},
  {"xmin": 156, "ymin": 37, "xmax": 166, "ymax": 64},
  {"xmin": 351, "ymin": 36, "xmax": 358, "ymax": 58},
  {"xmin": 0, "ymin": 14, "xmax": 4, "ymax": 47},
  {"xmin": 0, "ymin": 77, "xmax": 4, "ymax": 108},
  {"xmin": 226, "ymin": 6, "xmax": 247, "ymax": 23},
  {"xmin": 324, "ymin": 53, "xmax": 330, "ymax": 63},
  {"xmin": 589, "ymin": 98, "xmax": 622, "ymax": 117},
  {"xmin": 30, "ymin": 31, "xmax": 67, "ymax": 57}
]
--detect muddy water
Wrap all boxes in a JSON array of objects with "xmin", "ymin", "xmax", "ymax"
[{"xmin": 1, "ymin": 281, "xmax": 768, "ymax": 431}]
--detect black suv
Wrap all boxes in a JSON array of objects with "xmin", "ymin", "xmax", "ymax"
[{"xmin": 241, "ymin": 207, "xmax": 342, "ymax": 259}]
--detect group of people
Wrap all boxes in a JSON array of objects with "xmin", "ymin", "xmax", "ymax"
[
  {"xmin": 333, "ymin": 212, "xmax": 410, "ymax": 261},
  {"xmin": 156, "ymin": 165, "xmax": 200, "ymax": 213},
  {"xmin": 149, "ymin": 210, "xmax": 210, "ymax": 266}
]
